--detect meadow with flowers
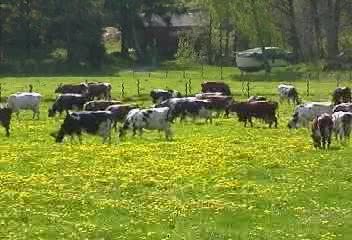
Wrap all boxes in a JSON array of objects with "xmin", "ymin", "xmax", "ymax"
[{"xmin": 1, "ymin": 65, "xmax": 352, "ymax": 239}]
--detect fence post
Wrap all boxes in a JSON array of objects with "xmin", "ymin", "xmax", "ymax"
[
  {"xmin": 246, "ymin": 81, "xmax": 250, "ymax": 98},
  {"xmin": 188, "ymin": 79, "xmax": 192, "ymax": 95},
  {"xmin": 121, "ymin": 83, "xmax": 125, "ymax": 98},
  {"xmin": 240, "ymin": 72, "xmax": 246, "ymax": 95},
  {"xmin": 0, "ymin": 83, "xmax": 2, "ymax": 102},
  {"xmin": 136, "ymin": 79, "xmax": 141, "ymax": 97},
  {"xmin": 29, "ymin": 84, "xmax": 33, "ymax": 93},
  {"xmin": 149, "ymin": 72, "xmax": 151, "ymax": 78},
  {"xmin": 336, "ymin": 73, "xmax": 340, "ymax": 87},
  {"xmin": 306, "ymin": 73, "xmax": 311, "ymax": 97},
  {"xmin": 165, "ymin": 71, "xmax": 168, "ymax": 79},
  {"xmin": 185, "ymin": 82, "xmax": 188, "ymax": 97},
  {"xmin": 183, "ymin": 71, "xmax": 186, "ymax": 79}
]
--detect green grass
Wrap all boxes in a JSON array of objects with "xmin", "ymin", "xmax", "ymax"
[{"xmin": 1, "ymin": 65, "xmax": 352, "ymax": 239}]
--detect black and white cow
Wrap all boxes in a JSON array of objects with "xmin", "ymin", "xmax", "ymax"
[
  {"xmin": 278, "ymin": 84, "xmax": 300, "ymax": 105},
  {"xmin": 288, "ymin": 102, "xmax": 333, "ymax": 129},
  {"xmin": 119, "ymin": 107, "xmax": 173, "ymax": 140},
  {"xmin": 48, "ymin": 94, "xmax": 88, "ymax": 117},
  {"xmin": 7, "ymin": 92, "xmax": 42, "ymax": 119},
  {"xmin": 332, "ymin": 111, "xmax": 352, "ymax": 143},
  {"xmin": 333, "ymin": 103, "xmax": 352, "ymax": 113},
  {"xmin": 332, "ymin": 87, "xmax": 351, "ymax": 105},
  {"xmin": 150, "ymin": 89, "xmax": 182, "ymax": 104},
  {"xmin": 0, "ymin": 107, "xmax": 12, "ymax": 137},
  {"xmin": 51, "ymin": 111, "xmax": 113, "ymax": 143}
]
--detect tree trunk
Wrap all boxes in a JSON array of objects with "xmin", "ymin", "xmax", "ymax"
[
  {"xmin": 287, "ymin": 0, "xmax": 302, "ymax": 61},
  {"xmin": 326, "ymin": 0, "xmax": 341, "ymax": 61},
  {"xmin": 309, "ymin": 0, "xmax": 324, "ymax": 58},
  {"xmin": 207, "ymin": 13, "xmax": 213, "ymax": 64}
]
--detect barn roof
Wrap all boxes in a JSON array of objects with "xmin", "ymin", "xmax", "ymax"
[{"xmin": 143, "ymin": 12, "xmax": 202, "ymax": 28}]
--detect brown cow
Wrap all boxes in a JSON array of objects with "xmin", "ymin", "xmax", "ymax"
[
  {"xmin": 332, "ymin": 87, "xmax": 351, "ymax": 105},
  {"xmin": 226, "ymin": 101, "xmax": 278, "ymax": 127},
  {"xmin": 0, "ymin": 107, "xmax": 12, "ymax": 137},
  {"xmin": 83, "ymin": 100, "xmax": 122, "ymax": 111},
  {"xmin": 105, "ymin": 104, "xmax": 139, "ymax": 130},
  {"xmin": 311, "ymin": 113, "xmax": 334, "ymax": 149},
  {"xmin": 55, "ymin": 83, "xmax": 88, "ymax": 94},
  {"xmin": 87, "ymin": 82, "xmax": 112, "ymax": 100},
  {"xmin": 201, "ymin": 82, "xmax": 231, "ymax": 96}
]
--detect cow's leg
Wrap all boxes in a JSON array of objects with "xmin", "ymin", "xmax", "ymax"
[
  {"xmin": 4, "ymin": 124, "xmax": 10, "ymax": 137},
  {"xmin": 249, "ymin": 117, "xmax": 253, "ymax": 127},
  {"xmin": 16, "ymin": 111, "xmax": 20, "ymax": 119},
  {"xmin": 138, "ymin": 128, "xmax": 143, "ymax": 137},
  {"xmin": 165, "ymin": 125, "xmax": 173, "ymax": 140}
]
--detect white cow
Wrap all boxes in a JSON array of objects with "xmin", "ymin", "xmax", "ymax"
[
  {"xmin": 288, "ymin": 102, "xmax": 333, "ymax": 128},
  {"xmin": 7, "ymin": 92, "xmax": 42, "ymax": 119},
  {"xmin": 278, "ymin": 84, "xmax": 300, "ymax": 105},
  {"xmin": 119, "ymin": 107, "xmax": 173, "ymax": 140},
  {"xmin": 332, "ymin": 111, "xmax": 352, "ymax": 142}
]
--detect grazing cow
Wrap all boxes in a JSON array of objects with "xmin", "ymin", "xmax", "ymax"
[
  {"xmin": 150, "ymin": 89, "xmax": 182, "ymax": 104},
  {"xmin": 311, "ymin": 113, "xmax": 334, "ymax": 149},
  {"xmin": 201, "ymin": 82, "xmax": 231, "ymax": 96},
  {"xmin": 332, "ymin": 111, "xmax": 352, "ymax": 143},
  {"xmin": 288, "ymin": 102, "xmax": 333, "ymax": 129},
  {"xmin": 278, "ymin": 84, "xmax": 300, "ymax": 105},
  {"xmin": 248, "ymin": 96, "xmax": 267, "ymax": 102},
  {"xmin": 87, "ymin": 82, "xmax": 112, "ymax": 100},
  {"xmin": 105, "ymin": 104, "xmax": 138, "ymax": 129},
  {"xmin": 7, "ymin": 92, "xmax": 42, "ymax": 119},
  {"xmin": 332, "ymin": 87, "xmax": 351, "ymax": 105},
  {"xmin": 333, "ymin": 103, "xmax": 352, "ymax": 113},
  {"xmin": 51, "ymin": 111, "xmax": 113, "ymax": 143},
  {"xmin": 48, "ymin": 94, "xmax": 88, "ymax": 117},
  {"xmin": 196, "ymin": 94, "xmax": 233, "ymax": 116},
  {"xmin": 225, "ymin": 101, "xmax": 278, "ymax": 127},
  {"xmin": 55, "ymin": 83, "xmax": 88, "ymax": 94},
  {"xmin": 0, "ymin": 107, "xmax": 12, "ymax": 136},
  {"xmin": 119, "ymin": 107, "xmax": 173, "ymax": 140},
  {"xmin": 172, "ymin": 99, "xmax": 214, "ymax": 123},
  {"xmin": 83, "ymin": 100, "xmax": 122, "ymax": 111}
]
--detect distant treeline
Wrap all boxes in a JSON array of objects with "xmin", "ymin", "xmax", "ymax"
[{"xmin": 0, "ymin": 0, "xmax": 351, "ymax": 71}]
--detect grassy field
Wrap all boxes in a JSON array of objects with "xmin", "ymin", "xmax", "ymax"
[{"xmin": 1, "ymin": 65, "xmax": 352, "ymax": 239}]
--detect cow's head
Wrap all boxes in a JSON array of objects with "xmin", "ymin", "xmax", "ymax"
[
  {"xmin": 54, "ymin": 83, "xmax": 63, "ymax": 93},
  {"xmin": 48, "ymin": 108, "xmax": 56, "ymax": 117},
  {"xmin": 287, "ymin": 112, "xmax": 299, "ymax": 129}
]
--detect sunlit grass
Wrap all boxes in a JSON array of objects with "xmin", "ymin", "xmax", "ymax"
[{"xmin": 1, "ymin": 66, "xmax": 352, "ymax": 239}]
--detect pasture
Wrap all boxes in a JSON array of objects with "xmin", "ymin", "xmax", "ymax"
[{"xmin": 1, "ymin": 65, "xmax": 352, "ymax": 239}]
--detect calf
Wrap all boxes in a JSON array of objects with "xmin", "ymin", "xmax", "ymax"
[
  {"xmin": 150, "ymin": 89, "xmax": 182, "ymax": 104},
  {"xmin": 288, "ymin": 102, "xmax": 333, "ymax": 129},
  {"xmin": 48, "ymin": 94, "xmax": 88, "ymax": 117},
  {"xmin": 105, "ymin": 104, "xmax": 139, "ymax": 129},
  {"xmin": 201, "ymin": 81, "xmax": 231, "ymax": 96},
  {"xmin": 278, "ymin": 84, "xmax": 300, "ymax": 105},
  {"xmin": 332, "ymin": 111, "xmax": 352, "ymax": 143},
  {"xmin": 119, "ymin": 107, "xmax": 173, "ymax": 140},
  {"xmin": 55, "ymin": 83, "xmax": 88, "ymax": 94},
  {"xmin": 87, "ymin": 82, "xmax": 112, "ymax": 100},
  {"xmin": 0, "ymin": 107, "xmax": 12, "ymax": 136},
  {"xmin": 83, "ymin": 100, "xmax": 122, "ymax": 111},
  {"xmin": 51, "ymin": 111, "xmax": 113, "ymax": 143},
  {"xmin": 311, "ymin": 113, "xmax": 334, "ymax": 149},
  {"xmin": 226, "ymin": 101, "xmax": 278, "ymax": 127},
  {"xmin": 7, "ymin": 92, "xmax": 42, "ymax": 119},
  {"xmin": 332, "ymin": 87, "xmax": 351, "ymax": 105}
]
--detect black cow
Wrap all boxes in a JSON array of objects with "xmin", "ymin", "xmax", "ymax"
[
  {"xmin": 311, "ymin": 113, "xmax": 334, "ymax": 149},
  {"xmin": 48, "ymin": 94, "xmax": 88, "ymax": 117},
  {"xmin": 226, "ymin": 101, "xmax": 278, "ymax": 127},
  {"xmin": 51, "ymin": 111, "xmax": 113, "ymax": 143},
  {"xmin": 332, "ymin": 87, "xmax": 352, "ymax": 105},
  {"xmin": 0, "ymin": 107, "xmax": 12, "ymax": 137}
]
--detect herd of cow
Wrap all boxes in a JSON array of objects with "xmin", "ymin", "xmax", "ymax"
[{"xmin": 0, "ymin": 80, "xmax": 351, "ymax": 149}]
